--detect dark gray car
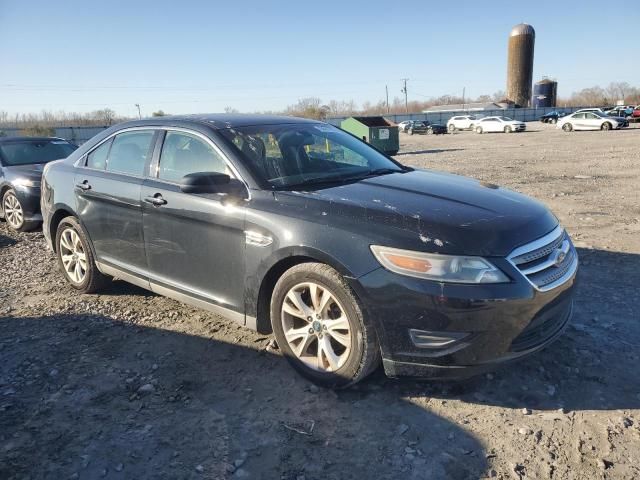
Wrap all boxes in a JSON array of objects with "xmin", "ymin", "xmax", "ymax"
[
  {"xmin": 0, "ymin": 136, "xmax": 77, "ymax": 231},
  {"xmin": 41, "ymin": 114, "xmax": 577, "ymax": 388}
]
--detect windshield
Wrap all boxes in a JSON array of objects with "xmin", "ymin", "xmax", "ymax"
[
  {"xmin": 219, "ymin": 123, "xmax": 405, "ymax": 189},
  {"xmin": 0, "ymin": 140, "xmax": 77, "ymax": 166}
]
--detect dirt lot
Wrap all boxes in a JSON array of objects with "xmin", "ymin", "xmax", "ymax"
[{"xmin": 1, "ymin": 122, "xmax": 640, "ymax": 479}]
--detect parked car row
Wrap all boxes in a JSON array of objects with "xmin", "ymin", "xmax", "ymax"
[{"xmin": 1, "ymin": 114, "xmax": 578, "ymax": 388}]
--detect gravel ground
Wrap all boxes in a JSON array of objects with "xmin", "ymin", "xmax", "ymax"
[{"xmin": 1, "ymin": 122, "xmax": 640, "ymax": 479}]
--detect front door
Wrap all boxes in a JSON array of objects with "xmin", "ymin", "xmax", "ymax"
[
  {"xmin": 74, "ymin": 129, "xmax": 157, "ymax": 276},
  {"xmin": 141, "ymin": 129, "xmax": 247, "ymax": 317}
]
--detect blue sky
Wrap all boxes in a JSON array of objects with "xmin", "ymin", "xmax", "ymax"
[{"xmin": 1, "ymin": 0, "xmax": 638, "ymax": 117}]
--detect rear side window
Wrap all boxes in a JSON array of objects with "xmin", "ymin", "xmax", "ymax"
[
  {"xmin": 106, "ymin": 131, "xmax": 155, "ymax": 176},
  {"xmin": 86, "ymin": 138, "xmax": 112, "ymax": 170},
  {"xmin": 157, "ymin": 131, "xmax": 227, "ymax": 183}
]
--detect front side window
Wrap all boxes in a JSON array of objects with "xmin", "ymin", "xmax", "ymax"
[
  {"xmin": 219, "ymin": 123, "xmax": 404, "ymax": 189},
  {"xmin": 0, "ymin": 140, "xmax": 77, "ymax": 166},
  {"xmin": 157, "ymin": 131, "xmax": 228, "ymax": 183},
  {"xmin": 106, "ymin": 130, "xmax": 155, "ymax": 176}
]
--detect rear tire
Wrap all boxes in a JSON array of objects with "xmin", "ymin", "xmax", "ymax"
[
  {"xmin": 407, "ymin": 129, "xmax": 413, "ymax": 136},
  {"xmin": 426, "ymin": 128, "xmax": 433, "ymax": 135},
  {"xmin": 475, "ymin": 126, "xmax": 483, "ymax": 134},
  {"xmin": 270, "ymin": 262, "xmax": 380, "ymax": 389},
  {"xmin": 55, "ymin": 216, "xmax": 110, "ymax": 293},
  {"xmin": 601, "ymin": 122, "xmax": 611, "ymax": 131},
  {"xmin": 562, "ymin": 123, "xmax": 573, "ymax": 132},
  {"xmin": 551, "ymin": 118, "xmax": 557, "ymax": 124}
]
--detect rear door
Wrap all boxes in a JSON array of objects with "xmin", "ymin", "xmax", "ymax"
[
  {"xmin": 74, "ymin": 129, "xmax": 157, "ymax": 277},
  {"xmin": 141, "ymin": 129, "xmax": 247, "ymax": 318}
]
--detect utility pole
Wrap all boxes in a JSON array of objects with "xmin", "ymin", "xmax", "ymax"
[
  {"xmin": 401, "ymin": 78, "xmax": 409, "ymax": 114},
  {"xmin": 135, "ymin": 104, "xmax": 141, "ymax": 119},
  {"xmin": 462, "ymin": 87, "xmax": 466, "ymax": 111},
  {"xmin": 385, "ymin": 85, "xmax": 390, "ymax": 114}
]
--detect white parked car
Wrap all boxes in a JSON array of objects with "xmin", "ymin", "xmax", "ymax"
[
  {"xmin": 474, "ymin": 116, "xmax": 526, "ymax": 134},
  {"xmin": 446, "ymin": 115, "xmax": 477, "ymax": 132},
  {"xmin": 397, "ymin": 121, "xmax": 412, "ymax": 132},
  {"xmin": 573, "ymin": 108, "xmax": 607, "ymax": 115},
  {"xmin": 557, "ymin": 111, "xmax": 627, "ymax": 132}
]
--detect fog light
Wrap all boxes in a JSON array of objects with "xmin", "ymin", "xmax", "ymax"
[{"xmin": 409, "ymin": 329, "xmax": 470, "ymax": 349}]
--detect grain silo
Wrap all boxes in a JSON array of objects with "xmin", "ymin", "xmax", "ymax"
[
  {"xmin": 532, "ymin": 78, "xmax": 558, "ymax": 108},
  {"xmin": 506, "ymin": 23, "xmax": 535, "ymax": 107}
]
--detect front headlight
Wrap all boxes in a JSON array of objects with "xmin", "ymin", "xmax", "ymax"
[
  {"xmin": 13, "ymin": 178, "xmax": 41, "ymax": 188},
  {"xmin": 370, "ymin": 245, "xmax": 510, "ymax": 284}
]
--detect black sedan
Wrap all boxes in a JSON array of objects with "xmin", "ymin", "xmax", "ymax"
[
  {"xmin": 0, "ymin": 136, "xmax": 77, "ymax": 231},
  {"xmin": 41, "ymin": 114, "xmax": 577, "ymax": 388},
  {"xmin": 539, "ymin": 111, "xmax": 566, "ymax": 124}
]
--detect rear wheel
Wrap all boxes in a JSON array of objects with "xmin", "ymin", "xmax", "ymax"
[
  {"xmin": 270, "ymin": 263, "xmax": 380, "ymax": 388},
  {"xmin": 426, "ymin": 128, "xmax": 433, "ymax": 135},
  {"xmin": 562, "ymin": 123, "xmax": 573, "ymax": 132},
  {"xmin": 601, "ymin": 122, "xmax": 611, "ymax": 131},
  {"xmin": 2, "ymin": 188, "xmax": 38, "ymax": 232},
  {"xmin": 407, "ymin": 129, "xmax": 413, "ymax": 135},
  {"xmin": 55, "ymin": 217, "xmax": 110, "ymax": 293},
  {"xmin": 551, "ymin": 118, "xmax": 557, "ymax": 124},
  {"xmin": 475, "ymin": 126, "xmax": 483, "ymax": 134}
]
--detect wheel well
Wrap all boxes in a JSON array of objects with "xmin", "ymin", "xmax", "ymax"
[
  {"xmin": 255, "ymin": 255, "xmax": 316, "ymax": 334},
  {"xmin": 49, "ymin": 209, "xmax": 75, "ymax": 252}
]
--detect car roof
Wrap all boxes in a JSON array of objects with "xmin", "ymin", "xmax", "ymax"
[
  {"xmin": 0, "ymin": 136, "xmax": 68, "ymax": 143},
  {"xmin": 112, "ymin": 114, "xmax": 322, "ymax": 131}
]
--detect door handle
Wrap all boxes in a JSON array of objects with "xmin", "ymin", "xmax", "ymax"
[
  {"xmin": 75, "ymin": 180, "xmax": 91, "ymax": 191},
  {"xmin": 144, "ymin": 194, "xmax": 167, "ymax": 206}
]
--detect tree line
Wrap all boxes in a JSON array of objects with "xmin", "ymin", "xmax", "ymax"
[{"xmin": 1, "ymin": 82, "xmax": 638, "ymax": 131}]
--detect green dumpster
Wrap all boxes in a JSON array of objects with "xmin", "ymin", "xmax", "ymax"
[{"xmin": 340, "ymin": 116, "xmax": 400, "ymax": 156}]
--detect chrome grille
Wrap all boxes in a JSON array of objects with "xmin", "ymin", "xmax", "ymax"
[{"xmin": 508, "ymin": 226, "xmax": 578, "ymax": 291}]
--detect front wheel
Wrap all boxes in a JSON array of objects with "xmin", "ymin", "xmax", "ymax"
[
  {"xmin": 601, "ymin": 122, "xmax": 611, "ymax": 131},
  {"xmin": 2, "ymin": 188, "xmax": 38, "ymax": 232},
  {"xmin": 426, "ymin": 128, "xmax": 433, "ymax": 135},
  {"xmin": 562, "ymin": 123, "xmax": 573, "ymax": 132},
  {"xmin": 551, "ymin": 118, "xmax": 557, "ymax": 124},
  {"xmin": 407, "ymin": 129, "xmax": 413, "ymax": 135},
  {"xmin": 504, "ymin": 126, "xmax": 512, "ymax": 133},
  {"xmin": 448, "ymin": 124, "xmax": 456, "ymax": 132},
  {"xmin": 270, "ymin": 263, "xmax": 380, "ymax": 388},
  {"xmin": 55, "ymin": 217, "xmax": 110, "ymax": 293}
]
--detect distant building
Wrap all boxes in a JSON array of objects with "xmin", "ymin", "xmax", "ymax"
[
  {"xmin": 506, "ymin": 23, "xmax": 536, "ymax": 107},
  {"xmin": 422, "ymin": 102, "xmax": 506, "ymax": 113}
]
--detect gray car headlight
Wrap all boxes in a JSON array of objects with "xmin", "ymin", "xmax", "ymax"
[
  {"xmin": 370, "ymin": 245, "xmax": 510, "ymax": 284},
  {"xmin": 14, "ymin": 178, "xmax": 41, "ymax": 188}
]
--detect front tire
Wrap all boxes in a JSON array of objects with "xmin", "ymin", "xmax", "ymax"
[
  {"xmin": 504, "ymin": 126, "xmax": 512, "ymax": 133},
  {"xmin": 2, "ymin": 188, "xmax": 38, "ymax": 232},
  {"xmin": 551, "ymin": 118, "xmax": 557, "ymax": 124},
  {"xmin": 407, "ymin": 129, "xmax": 413, "ymax": 136},
  {"xmin": 270, "ymin": 263, "xmax": 380, "ymax": 388},
  {"xmin": 562, "ymin": 123, "xmax": 573, "ymax": 132},
  {"xmin": 601, "ymin": 122, "xmax": 611, "ymax": 131},
  {"xmin": 448, "ymin": 124, "xmax": 456, "ymax": 132},
  {"xmin": 426, "ymin": 128, "xmax": 433, "ymax": 135},
  {"xmin": 55, "ymin": 217, "xmax": 110, "ymax": 293}
]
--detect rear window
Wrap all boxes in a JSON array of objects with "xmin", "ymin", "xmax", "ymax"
[{"xmin": 0, "ymin": 140, "xmax": 77, "ymax": 166}]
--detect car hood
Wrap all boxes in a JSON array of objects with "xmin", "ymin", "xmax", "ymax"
[
  {"xmin": 278, "ymin": 169, "xmax": 558, "ymax": 257},
  {"xmin": 3, "ymin": 163, "xmax": 45, "ymax": 181}
]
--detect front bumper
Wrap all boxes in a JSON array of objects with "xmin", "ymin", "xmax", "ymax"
[{"xmin": 353, "ymin": 248, "xmax": 577, "ymax": 379}]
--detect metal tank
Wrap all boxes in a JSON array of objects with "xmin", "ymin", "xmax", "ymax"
[
  {"xmin": 532, "ymin": 78, "xmax": 557, "ymax": 108},
  {"xmin": 506, "ymin": 23, "xmax": 535, "ymax": 107}
]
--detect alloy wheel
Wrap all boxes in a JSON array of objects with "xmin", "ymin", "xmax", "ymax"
[
  {"xmin": 3, "ymin": 193, "xmax": 24, "ymax": 229},
  {"xmin": 280, "ymin": 282, "xmax": 351, "ymax": 372},
  {"xmin": 59, "ymin": 227, "xmax": 88, "ymax": 284}
]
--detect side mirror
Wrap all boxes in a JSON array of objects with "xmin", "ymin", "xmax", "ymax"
[{"xmin": 179, "ymin": 172, "xmax": 247, "ymax": 199}]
